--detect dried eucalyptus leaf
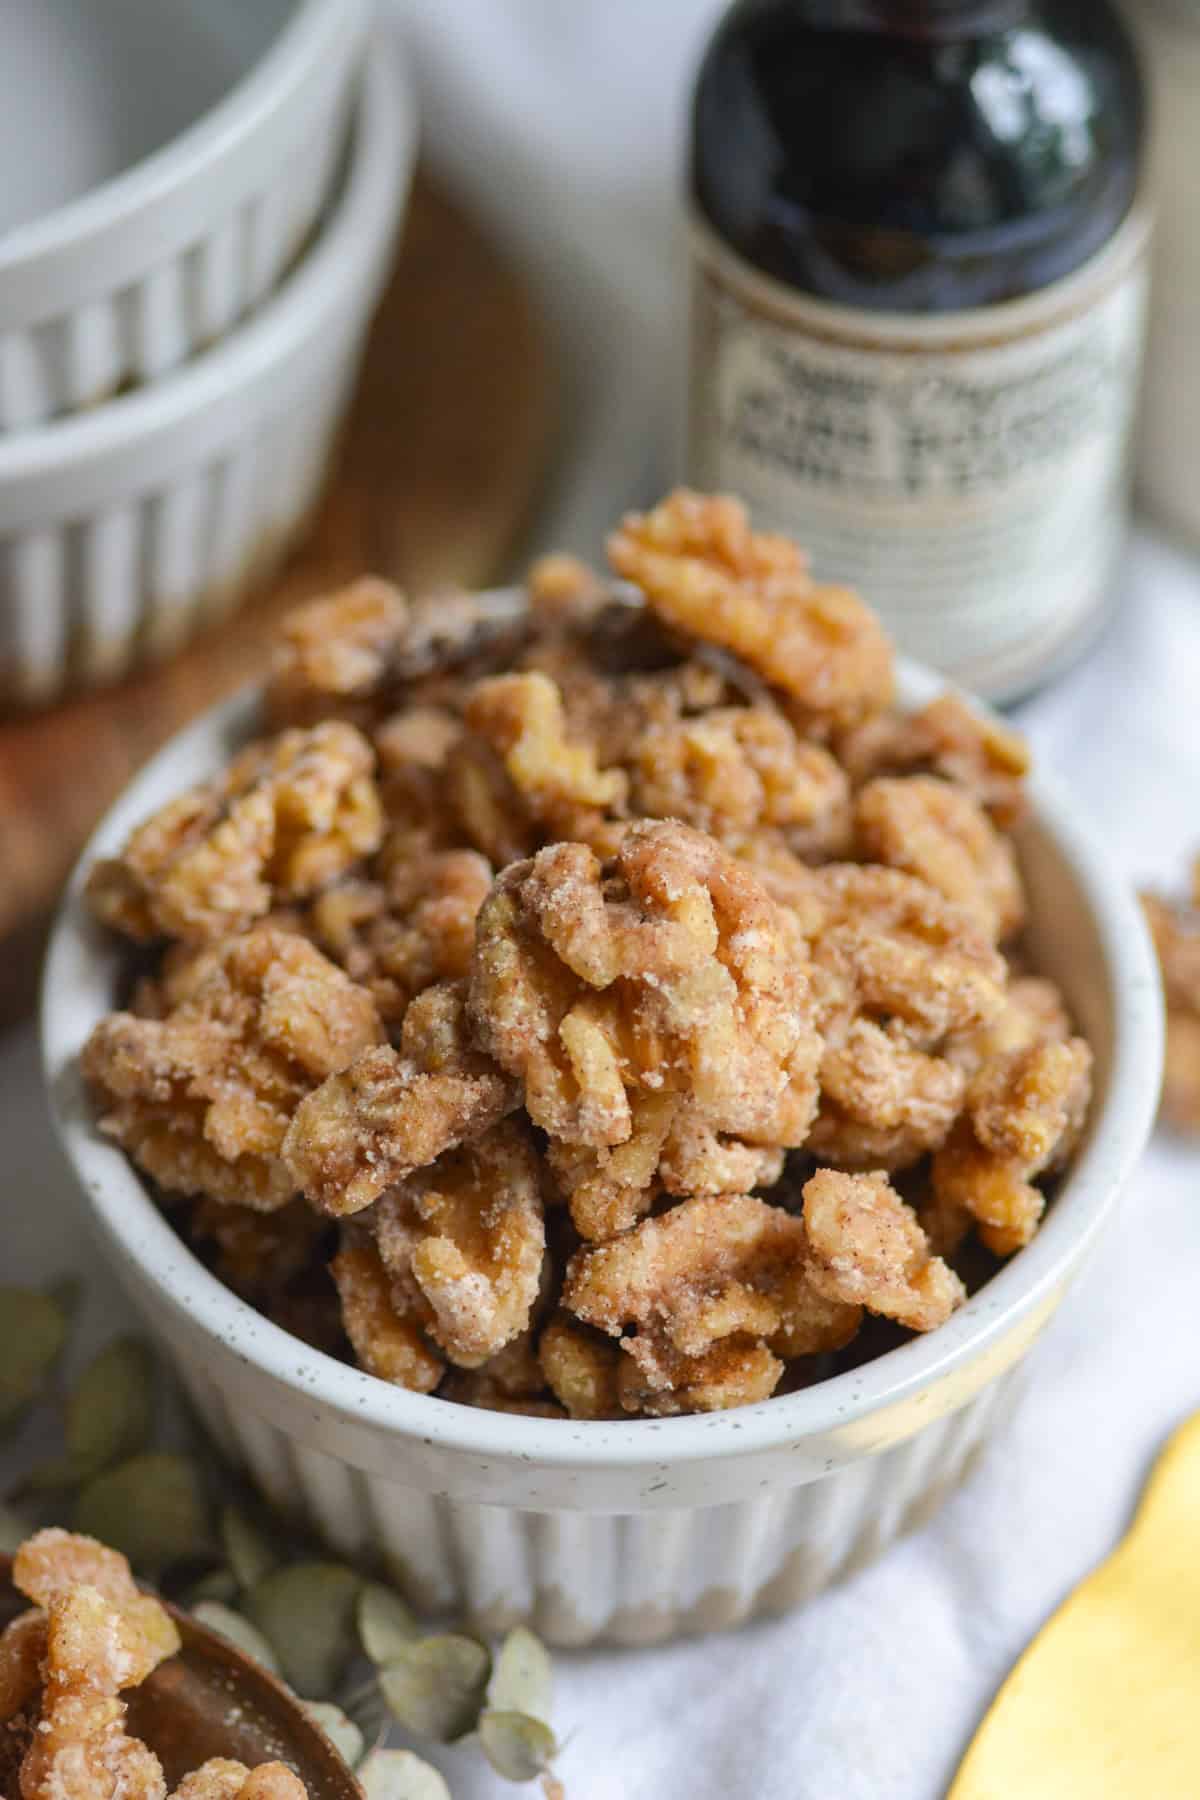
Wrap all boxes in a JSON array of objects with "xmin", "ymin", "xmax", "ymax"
[
  {"xmin": 339, "ymin": 1675, "xmax": 392, "ymax": 1747},
  {"xmin": 65, "ymin": 1338, "xmax": 155, "ymax": 1479},
  {"xmin": 0, "ymin": 1502, "xmax": 31, "ymax": 1553},
  {"xmin": 0, "ymin": 1288, "xmax": 69, "ymax": 1433},
  {"xmin": 379, "ymin": 1635, "xmax": 491, "ymax": 1743},
  {"xmin": 245, "ymin": 1563, "xmax": 362, "ymax": 1699},
  {"xmin": 182, "ymin": 1567, "xmax": 240, "ymax": 1607},
  {"xmin": 478, "ymin": 1711, "xmax": 557, "ymax": 1782},
  {"xmin": 487, "ymin": 1627, "xmax": 553, "ymax": 1722},
  {"xmin": 190, "ymin": 1602, "xmax": 282, "ymax": 1675},
  {"xmin": 75, "ymin": 1452, "xmax": 212, "ymax": 1573},
  {"xmin": 358, "ymin": 1750, "xmax": 451, "ymax": 1800},
  {"xmin": 304, "ymin": 1702, "xmax": 365, "ymax": 1769},
  {"xmin": 358, "ymin": 1582, "xmax": 419, "ymax": 1664},
  {"xmin": 220, "ymin": 1505, "xmax": 278, "ymax": 1592}
]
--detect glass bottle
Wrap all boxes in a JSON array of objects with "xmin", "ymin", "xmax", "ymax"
[
  {"xmin": 1120, "ymin": 0, "xmax": 1200, "ymax": 546},
  {"xmin": 686, "ymin": 0, "xmax": 1150, "ymax": 700}
]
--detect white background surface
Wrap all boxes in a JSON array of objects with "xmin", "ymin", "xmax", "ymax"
[{"xmin": 5, "ymin": 5, "xmax": 1200, "ymax": 1794}]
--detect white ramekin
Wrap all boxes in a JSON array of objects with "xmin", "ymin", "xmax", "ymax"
[
  {"xmin": 0, "ymin": 0, "xmax": 371, "ymax": 432},
  {"xmin": 0, "ymin": 39, "xmax": 414, "ymax": 709},
  {"xmin": 41, "ymin": 665, "xmax": 1163, "ymax": 1646}
]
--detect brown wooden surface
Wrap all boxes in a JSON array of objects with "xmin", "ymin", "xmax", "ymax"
[{"xmin": 0, "ymin": 172, "xmax": 557, "ymax": 1020}]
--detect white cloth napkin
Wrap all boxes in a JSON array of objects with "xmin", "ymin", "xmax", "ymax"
[{"xmin": 7, "ymin": 7, "xmax": 1200, "ymax": 1793}]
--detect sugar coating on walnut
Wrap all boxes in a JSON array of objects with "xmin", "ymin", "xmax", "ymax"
[
  {"xmin": 469, "ymin": 821, "xmax": 822, "ymax": 1237},
  {"xmin": 932, "ymin": 1037, "xmax": 1093, "ymax": 1256},
  {"xmin": 627, "ymin": 704, "xmax": 852, "ymax": 862},
  {"xmin": 564, "ymin": 1194, "xmax": 861, "ymax": 1407},
  {"xmin": 367, "ymin": 1120, "xmax": 545, "ymax": 1369},
  {"xmin": 855, "ymin": 775, "xmax": 1025, "ymax": 942},
  {"xmin": 309, "ymin": 848, "xmax": 492, "ymax": 1029},
  {"xmin": 836, "ymin": 692, "xmax": 1030, "ymax": 828},
  {"xmin": 537, "ymin": 1314, "xmax": 622, "ymax": 1419},
  {"xmin": 9, "ymin": 1531, "xmax": 182, "ymax": 1800},
  {"xmin": 331, "ymin": 1231, "xmax": 444, "ymax": 1392},
  {"xmin": 284, "ymin": 981, "xmax": 519, "ymax": 1217},
  {"xmin": 802, "ymin": 1170, "xmax": 965, "ymax": 1332},
  {"xmin": 608, "ymin": 489, "xmax": 894, "ymax": 732},
  {"xmin": 440, "ymin": 1330, "xmax": 558, "ymax": 1413},
  {"xmin": 266, "ymin": 579, "xmax": 411, "ymax": 726},
  {"xmin": 83, "ymin": 928, "xmax": 383, "ymax": 1211},
  {"xmin": 172, "ymin": 1762, "xmax": 306, "ymax": 1800},
  {"xmin": 86, "ymin": 723, "xmax": 383, "ymax": 944},
  {"xmin": 810, "ymin": 1019, "xmax": 966, "ymax": 1172},
  {"xmin": 805, "ymin": 864, "xmax": 1008, "ymax": 1048},
  {"xmin": 267, "ymin": 579, "xmax": 532, "ymax": 729}
]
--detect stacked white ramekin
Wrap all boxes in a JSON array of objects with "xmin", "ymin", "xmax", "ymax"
[{"xmin": 0, "ymin": 1, "xmax": 415, "ymax": 706}]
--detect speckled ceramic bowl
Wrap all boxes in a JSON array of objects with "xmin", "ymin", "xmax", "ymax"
[{"xmin": 40, "ymin": 660, "xmax": 1163, "ymax": 1647}]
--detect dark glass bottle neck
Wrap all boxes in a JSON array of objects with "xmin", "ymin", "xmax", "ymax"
[{"xmin": 783, "ymin": 0, "xmax": 1030, "ymax": 36}]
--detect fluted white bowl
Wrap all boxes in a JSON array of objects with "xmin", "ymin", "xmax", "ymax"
[
  {"xmin": 0, "ymin": 0, "xmax": 371, "ymax": 432},
  {"xmin": 0, "ymin": 38, "xmax": 413, "ymax": 708},
  {"xmin": 41, "ymin": 663, "xmax": 1162, "ymax": 1645}
]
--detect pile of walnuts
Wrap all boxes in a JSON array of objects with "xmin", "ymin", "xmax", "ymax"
[{"xmin": 82, "ymin": 492, "xmax": 1093, "ymax": 1418}]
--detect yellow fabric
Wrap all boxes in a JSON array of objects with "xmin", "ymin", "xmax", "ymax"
[{"xmin": 948, "ymin": 1410, "xmax": 1200, "ymax": 1798}]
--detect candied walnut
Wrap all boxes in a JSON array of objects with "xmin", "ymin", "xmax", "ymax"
[
  {"xmin": 188, "ymin": 1198, "xmax": 327, "ymax": 1300},
  {"xmin": 615, "ymin": 1339, "xmax": 783, "ymax": 1417},
  {"xmin": 0, "ymin": 1611, "xmax": 47, "ymax": 1723},
  {"xmin": 657, "ymin": 1104, "xmax": 786, "ymax": 1198},
  {"xmin": 12, "ymin": 1533, "xmax": 181, "ymax": 1800},
  {"xmin": 267, "ymin": 579, "xmax": 531, "ymax": 727},
  {"xmin": 84, "ymin": 929, "xmax": 383, "ymax": 1211},
  {"xmin": 373, "ymin": 704, "xmax": 463, "ymax": 775},
  {"xmin": 1162, "ymin": 1012, "xmax": 1200, "ymax": 1135},
  {"xmin": 538, "ymin": 1314, "xmax": 622, "ymax": 1419},
  {"xmin": 564, "ymin": 1195, "xmax": 860, "ymax": 1413},
  {"xmin": 20, "ymin": 1683, "xmax": 166, "ymax": 1800},
  {"xmin": 527, "ymin": 553, "xmax": 609, "ymax": 624},
  {"xmin": 947, "ymin": 974, "xmax": 1072, "ymax": 1077},
  {"xmin": 368, "ymin": 1121, "xmax": 545, "ymax": 1368},
  {"xmin": 12, "ymin": 1533, "xmax": 179, "ymax": 1691},
  {"xmin": 802, "ymin": 1170, "xmax": 965, "ymax": 1331},
  {"xmin": 1142, "ymin": 884, "xmax": 1200, "ymax": 1133},
  {"xmin": 439, "ymin": 1330, "xmax": 550, "ymax": 1410},
  {"xmin": 1142, "ymin": 891, "xmax": 1200, "ymax": 1012},
  {"xmin": 265, "ymin": 580, "xmax": 410, "ymax": 726},
  {"xmin": 284, "ymin": 983, "xmax": 518, "ymax": 1216},
  {"xmin": 805, "ymin": 865, "xmax": 1007, "ymax": 1048},
  {"xmin": 450, "ymin": 672, "xmax": 629, "ymax": 862},
  {"xmin": 170, "ymin": 1762, "xmax": 254, "ymax": 1800},
  {"xmin": 627, "ymin": 705, "xmax": 851, "ymax": 861},
  {"xmin": 931, "ymin": 1038, "xmax": 1093, "ymax": 1255},
  {"xmin": 545, "ymin": 1092, "xmax": 678, "ymax": 1241},
  {"xmin": 310, "ymin": 850, "xmax": 492, "ymax": 1030},
  {"xmin": 235, "ymin": 1768, "xmax": 308, "ymax": 1800},
  {"xmin": 836, "ymin": 693, "xmax": 1030, "ymax": 828},
  {"xmin": 331, "ymin": 1233, "xmax": 443, "ymax": 1392},
  {"xmin": 608, "ymin": 490, "xmax": 894, "ymax": 732},
  {"xmin": 471, "ymin": 822, "xmax": 822, "ymax": 1159},
  {"xmin": 855, "ymin": 776, "xmax": 1025, "ymax": 942},
  {"xmin": 86, "ymin": 724, "xmax": 383, "ymax": 944},
  {"xmin": 810, "ymin": 1020, "xmax": 965, "ymax": 1172}
]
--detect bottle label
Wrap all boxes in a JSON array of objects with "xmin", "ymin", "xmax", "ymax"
[{"xmin": 686, "ymin": 205, "xmax": 1151, "ymax": 698}]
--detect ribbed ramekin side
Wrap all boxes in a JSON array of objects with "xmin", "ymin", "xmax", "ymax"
[{"xmin": 174, "ymin": 1362, "xmax": 1025, "ymax": 1649}]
